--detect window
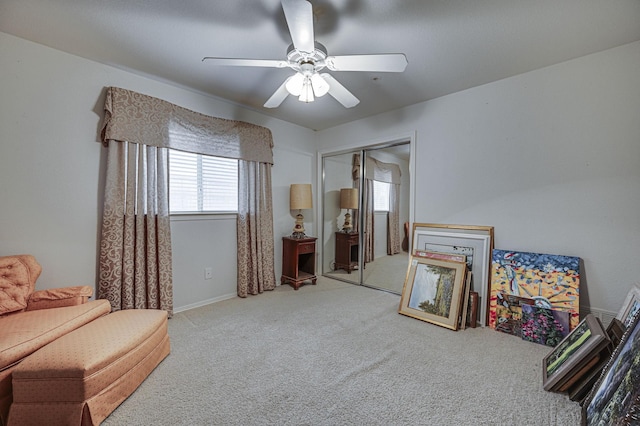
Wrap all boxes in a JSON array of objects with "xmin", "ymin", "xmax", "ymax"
[
  {"xmin": 169, "ymin": 150, "xmax": 238, "ymax": 213},
  {"xmin": 373, "ymin": 180, "xmax": 390, "ymax": 212}
]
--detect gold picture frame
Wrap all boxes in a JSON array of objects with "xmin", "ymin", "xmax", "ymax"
[
  {"xmin": 411, "ymin": 223, "xmax": 494, "ymax": 326},
  {"xmin": 398, "ymin": 255, "xmax": 467, "ymax": 330}
]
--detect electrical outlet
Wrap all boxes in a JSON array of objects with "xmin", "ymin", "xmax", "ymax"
[{"xmin": 204, "ymin": 267, "xmax": 213, "ymax": 280}]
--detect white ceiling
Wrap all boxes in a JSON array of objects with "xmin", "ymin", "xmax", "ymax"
[{"xmin": 2, "ymin": 0, "xmax": 640, "ymax": 131}]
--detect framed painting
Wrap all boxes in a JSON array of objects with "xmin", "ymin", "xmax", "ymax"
[
  {"xmin": 469, "ymin": 291, "xmax": 479, "ymax": 328},
  {"xmin": 606, "ymin": 318, "xmax": 625, "ymax": 348},
  {"xmin": 583, "ymin": 309, "xmax": 640, "ymax": 425},
  {"xmin": 459, "ymin": 271, "xmax": 472, "ymax": 330},
  {"xmin": 568, "ymin": 351, "xmax": 611, "ymax": 403},
  {"xmin": 398, "ymin": 255, "xmax": 467, "ymax": 330},
  {"xmin": 616, "ymin": 284, "xmax": 640, "ymax": 328},
  {"xmin": 560, "ymin": 349, "xmax": 607, "ymax": 395},
  {"xmin": 520, "ymin": 304, "xmax": 570, "ymax": 347},
  {"xmin": 489, "ymin": 249, "xmax": 580, "ymax": 331},
  {"xmin": 542, "ymin": 314, "xmax": 610, "ymax": 392},
  {"xmin": 494, "ymin": 292, "xmax": 534, "ymax": 337},
  {"xmin": 414, "ymin": 249, "xmax": 466, "ymax": 264},
  {"xmin": 412, "ymin": 224, "xmax": 493, "ymax": 326}
]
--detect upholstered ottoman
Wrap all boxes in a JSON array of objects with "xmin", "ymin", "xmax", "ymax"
[{"xmin": 8, "ymin": 309, "xmax": 170, "ymax": 426}]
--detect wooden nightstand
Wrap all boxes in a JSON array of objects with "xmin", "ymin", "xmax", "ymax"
[
  {"xmin": 335, "ymin": 231, "xmax": 359, "ymax": 273},
  {"xmin": 281, "ymin": 236, "xmax": 317, "ymax": 290}
]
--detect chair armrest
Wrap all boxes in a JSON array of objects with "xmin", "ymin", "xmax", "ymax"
[{"xmin": 26, "ymin": 285, "xmax": 93, "ymax": 311}]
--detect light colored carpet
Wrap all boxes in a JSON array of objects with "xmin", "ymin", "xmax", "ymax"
[
  {"xmin": 362, "ymin": 252, "xmax": 409, "ymax": 293},
  {"xmin": 103, "ymin": 278, "xmax": 581, "ymax": 425},
  {"xmin": 325, "ymin": 252, "xmax": 409, "ymax": 294}
]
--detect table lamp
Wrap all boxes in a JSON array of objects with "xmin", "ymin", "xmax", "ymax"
[
  {"xmin": 290, "ymin": 183, "xmax": 312, "ymax": 238},
  {"xmin": 339, "ymin": 188, "xmax": 359, "ymax": 233}
]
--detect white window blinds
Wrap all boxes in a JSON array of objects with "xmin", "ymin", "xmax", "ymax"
[
  {"xmin": 169, "ymin": 150, "xmax": 238, "ymax": 213},
  {"xmin": 373, "ymin": 180, "xmax": 390, "ymax": 212}
]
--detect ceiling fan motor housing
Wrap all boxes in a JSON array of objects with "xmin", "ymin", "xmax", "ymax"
[{"xmin": 287, "ymin": 42, "xmax": 328, "ymax": 72}]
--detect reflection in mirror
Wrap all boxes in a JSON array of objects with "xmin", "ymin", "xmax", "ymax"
[
  {"xmin": 321, "ymin": 142, "xmax": 411, "ymax": 294},
  {"xmin": 360, "ymin": 144, "xmax": 410, "ymax": 294},
  {"xmin": 322, "ymin": 151, "xmax": 360, "ymax": 284}
]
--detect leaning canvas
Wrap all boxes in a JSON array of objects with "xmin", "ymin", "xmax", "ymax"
[
  {"xmin": 490, "ymin": 249, "xmax": 580, "ymax": 331},
  {"xmin": 398, "ymin": 256, "xmax": 467, "ymax": 330},
  {"xmin": 520, "ymin": 304, "xmax": 570, "ymax": 347}
]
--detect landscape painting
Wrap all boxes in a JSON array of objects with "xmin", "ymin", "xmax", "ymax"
[
  {"xmin": 543, "ymin": 314, "xmax": 609, "ymax": 392},
  {"xmin": 584, "ymin": 310, "xmax": 640, "ymax": 425},
  {"xmin": 399, "ymin": 256, "xmax": 466, "ymax": 330},
  {"xmin": 490, "ymin": 249, "xmax": 580, "ymax": 331}
]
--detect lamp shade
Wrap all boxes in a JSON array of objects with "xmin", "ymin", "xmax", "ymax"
[
  {"xmin": 340, "ymin": 188, "xmax": 359, "ymax": 210},
  {"xmin": 290, "ymin": 184, "xmax": 313, "ymax": 210}
]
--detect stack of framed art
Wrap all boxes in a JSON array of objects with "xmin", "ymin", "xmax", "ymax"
[
  {"xmin": 398, "ymin": 223, "xmax": 494, "ymax": 330},
  {"xmin": 582, "ymin": 306, "xmax": 640, "ymax": 424},
  {"xmin": 542, "ymin": 314, "xmax": 611, "ymax": 396},
  {"xmin": 489, "ymin": 249, "xmax": 580, "ymax": 346},
  {"xmin": 541, "ymin": 284, "xmax": 640, "ymax": 414}
]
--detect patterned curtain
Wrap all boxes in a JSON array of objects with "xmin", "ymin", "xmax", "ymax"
[
  {"xmin": 387, "ymin": 183, "xmax": 401, "ymax": 255},
  {"xmin": 99, "ymin": 87, "xmax": 276, "ymax": 309},
  {"xmin": 352, "ymin": 153, "xmax": 361, "ymax": 232},
  {"xmin": 237, "ymin": 160, "xmax": 276, "ymax": 297},
  {"xmin": 99, "ymin": 141, "xmax": 174, "ymax": 316},
  {"xmin": 363, "ymin": 179, "xmax": 375, "ymax": 263}
]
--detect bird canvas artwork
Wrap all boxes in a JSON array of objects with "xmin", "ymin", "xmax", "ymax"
[{"xmin": 489, "ymin": 249, "xmax": 580, "ymax": 332}]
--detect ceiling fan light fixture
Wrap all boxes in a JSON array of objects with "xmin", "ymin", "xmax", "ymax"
[
  {"xmin": 298, "ymin": 78, "xmax": 314, "ymax": 103},
  {"xmin": 310, "ymin": 73, "xmax": 329, "ymax": 97},
  {"xmin": 285, "ymin": 72, "xmax": 305, "ymax": 96}
]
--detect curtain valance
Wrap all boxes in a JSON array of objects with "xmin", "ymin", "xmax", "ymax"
[
  {"xmin": 366, "ymin": 157, "xmax": 401, "ymax": 184},
  {"xmin": 353, "ymin": 154, "xmax": 401, "ymax": 184},
  {"xmin": 101, "ymin": 87, "xmax": 274, "ymax": 164}
]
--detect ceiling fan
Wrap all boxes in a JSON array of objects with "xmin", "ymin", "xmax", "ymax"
[{"xmin": 202, "ymin": 0, "xmax": 408, "ymax": 108}]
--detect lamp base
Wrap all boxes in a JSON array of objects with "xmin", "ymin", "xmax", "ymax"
[
  {"xmin": 291, "ymin": 212, "xmax": 306, "ymax": 238},
  {"xmin": 341, "ymin": 211, "xmax": 353, "ymax": 233}
]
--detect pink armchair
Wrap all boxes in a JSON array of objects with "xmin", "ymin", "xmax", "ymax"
[
  {"xmin": 0, "ymin": 255, "xmax": 93, "ymax": 316},
  {"xmin": 0, "ymin": 255, "xmax": 111, "ymax": 426}
]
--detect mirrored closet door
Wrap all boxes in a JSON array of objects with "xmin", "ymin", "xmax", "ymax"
[
  {"xmin": 321, "ymin": 142, "xmax": 411, "ymax": 294},
  {"xmin": 322, "ymin": 151, "xmax": 360, "ymax": 285}
]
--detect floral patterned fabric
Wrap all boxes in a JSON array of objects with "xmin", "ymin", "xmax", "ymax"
[
  {"xmin": 98, "ymin": 141, "xmax": 174, "ymax": 316},
  {"xmin": 236, "ymin": 160, "xmax": 276, "ymax": 297},
  {"xmin": 387, "ymin": 183, "xmax": 402, "ymax": 255},
  {"xmin": 363, "ymin": 179, "xmax": 375, "ymax": 263}
]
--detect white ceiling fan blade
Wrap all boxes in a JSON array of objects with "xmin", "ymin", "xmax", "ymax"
[
  {"xmin": 325, "ymin": 54, "xmax": 408, "ymax": 73},
  {"xmin": 281, "ymin": 0, "xmax": 314, "ymax": 53},
  {"xmin": 202, "ymin": 57, "xmax": 288, "ymax": 68},
  {"xmin": 320, "ymin": 74, "xmax": 359, "ymax": 108},
  {"xmin": 264, "ymin": 77, "xmax": 292, "ymax": 108}
]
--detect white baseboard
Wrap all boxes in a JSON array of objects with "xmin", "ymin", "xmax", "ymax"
[
  {"xmin": 174, "ymin": 293, "xmax": 237, "ymax": 314},
  {"xmin": 580, "ymin": 305, "xmax": 617, "ymax": 328}
]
